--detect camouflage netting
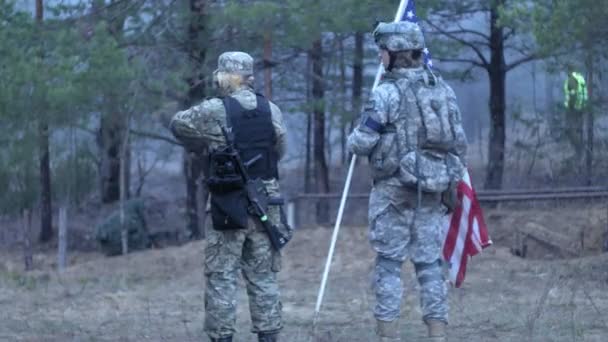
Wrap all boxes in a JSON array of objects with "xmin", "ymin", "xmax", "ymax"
[{"xmin": 95, "ymin": 199, "xmax": 150, "ymax": 256}]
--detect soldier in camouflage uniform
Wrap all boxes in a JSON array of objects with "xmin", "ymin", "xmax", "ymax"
[
  {"xmin": 347, "ymin": 22, "xmax": 468, "ymax": 342},
  {"xmin": 170, "ymin": 51, "xmax": 289, "ymax": 342}
]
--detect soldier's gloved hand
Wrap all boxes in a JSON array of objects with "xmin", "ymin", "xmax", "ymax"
[{"xmin": 441, "ymin": 182, "xmax": 459, "ymax": 214}]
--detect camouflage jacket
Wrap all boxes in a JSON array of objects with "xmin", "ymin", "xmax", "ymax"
[{"xmin": 170, "ymin": 86, "xmax": 287, "ymax": 193}]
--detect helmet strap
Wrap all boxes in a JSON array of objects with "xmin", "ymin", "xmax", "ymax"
[{"xmin": 387, "ymin": 51, "xmax": 396, "ymax": 72}]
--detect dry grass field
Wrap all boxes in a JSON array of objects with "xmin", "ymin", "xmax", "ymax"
[{"xmin": 1, "ymin": 205, "xmax": 608, "ymax": 341}]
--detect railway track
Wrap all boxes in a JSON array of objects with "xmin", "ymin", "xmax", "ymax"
[{"xmin": 292, "ymin": 186, "xmax": 608, "ymax": 203}]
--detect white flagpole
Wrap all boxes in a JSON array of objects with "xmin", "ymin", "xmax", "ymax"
[{"xmin": 312, "ymin": 0, "xmax": 410, "ymax": 326}]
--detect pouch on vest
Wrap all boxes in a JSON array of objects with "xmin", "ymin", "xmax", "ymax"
[
  {"xmin": 370, "ymin": 130, "xmax": 400, "ymax": 179},
  {"xmin": 210, "ymin": 190, "xmax": 249, "ymax": 230},
  {"xmin": 412, "ymin": 72, "xmax": 464, "ymax": 154},
  {"xmin": 399, "ymin": 150, "xmax": 464, "ymax": 193},
  {"xmin": 206, "ymin": 146, "xmax": 245, "ymax": 194}
]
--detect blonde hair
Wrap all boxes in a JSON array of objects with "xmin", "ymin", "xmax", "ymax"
[{"xmin": 215, "ymin": 71, "xmax": 254, "ymax": 93}]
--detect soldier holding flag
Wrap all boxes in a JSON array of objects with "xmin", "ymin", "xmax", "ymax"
[{"xmin": 347, "ymin": 19, "xmax": 468, "ymax": 342}]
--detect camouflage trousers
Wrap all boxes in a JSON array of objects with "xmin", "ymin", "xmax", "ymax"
[
  {"xmin": 204, "ymin": 215, "xmax": 282, "ymax": 339},
  {"xmin": 369, "ymin": 189, "xmax": 448, "ymax": 324}
]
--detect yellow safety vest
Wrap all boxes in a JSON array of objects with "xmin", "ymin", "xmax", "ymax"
[{"xmin": 563, "ymin": 71, "xmax": 588, "ymax": 111}]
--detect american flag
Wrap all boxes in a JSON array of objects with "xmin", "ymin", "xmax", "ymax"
[{"xmin": 398, "ymin": 0, "xmax": 492, "ymax": 287}]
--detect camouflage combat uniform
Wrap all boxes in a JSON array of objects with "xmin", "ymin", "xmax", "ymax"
[
  {"xmin": 170, "ymin": 52, "xmax": 288, "ymax": 341},
  {"xmin": 347, "ymin": 22, "xmax": 467, "ymax": 338}
]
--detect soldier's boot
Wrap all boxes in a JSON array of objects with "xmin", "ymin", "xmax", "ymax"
[
  {"xmin": 376, "ymin": 319, "xmax": 401, "ymax": 342},
  {"xmin": 426, "ymin": 319, "xmax": 447, "ymax": 342},
  {"xmin": 210, "ymin": 336, "xmax": 232, "ymax": 342},
  {"xmin": 258, "ymin": 330, "xmax": 279, "ymax": 342}
]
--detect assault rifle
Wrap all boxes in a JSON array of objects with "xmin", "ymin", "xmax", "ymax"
[{"xmin": 220, "ymin": 125, "xmax": 290, "ymax": 250}]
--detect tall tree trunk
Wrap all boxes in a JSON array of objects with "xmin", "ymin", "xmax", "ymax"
[
  {"xmin": 36, "ymin": 0, "xmax": 53, "ymax": 243},
  {"xmin": 305, "ymin": 56, "xmax": 312, "ymax": 193},
  {"xmin": 22, "ymin": 209, "xmax": 33, "ymax": 271},
  {"xmin": 119, "ymin": 132, "xmax": 128, "ymax": 255},
  {"xmin": 305, "ymin": 112, "xmax": 312, "ymax": 192},
  {"xmin": 95, "ymin": 1, "xmax": 130, "ymax": 204},
  {"xmin": 338, "ymin": 35, "xmax": 347, "ymax": 165},
  {"xmin": 181, "ymin": 0, "xmax": 208, "ymax": 240},
  {"xmin": 352, "ymin": 32, "xmax": 364, "ymax": 117},
  {"xmin": 98, "ymin": 113, "xmax": 125, "ymax": 203},
  {"xmin": 183, "ymin": 152, "xmax": 203, "ymax": 239},
  {"xmin": 263, "ymin": 32, "xmax": 273, "ymax": 99},
  {"xmin": 38, "ymin": 121, "xmax": 53, "ymax": 242},
  {"xmin": 311, "ymin": 39, "xmax": 330, "ymax": 224},
  {"xmin": 351, "ymin": 31, "xmax": 364, "ymax": 149},
  {"xmin": 484, "ymin": 3, "xmax": 506, "ymax": 190},
  {"xmin": 585, "ymin": 57, "xmax": 594, "ymax": 186}
]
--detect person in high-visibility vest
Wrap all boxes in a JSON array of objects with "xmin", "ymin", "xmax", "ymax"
[
  {"xmin": 564, "ymin": 68, "xmax": 588, "ymax": 111},
  {"xmin": 563, "ymin": 65, "xmax": 588, "ymax": 161}
]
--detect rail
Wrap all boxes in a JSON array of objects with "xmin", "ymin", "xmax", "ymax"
[{"xmin": 286, "ymin": 187, "xmax": 608, "ymax": 227}]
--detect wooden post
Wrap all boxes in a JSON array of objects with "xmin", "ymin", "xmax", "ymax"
[
  {"xmin": 58, "ymin": 207, "xmax": 67, "ymax": 271},
  {"xmin": 23, "ymin": 210, "xmax": 33, "ymax": 271},
  {"xmin": 286, "ymin": 201, "xmax": 295, "ymax": 229}
]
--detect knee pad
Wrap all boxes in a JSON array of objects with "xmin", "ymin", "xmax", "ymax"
[
  {"xmin": 371, "ymin": 256, "xmax": 402, "ymax": 291},
  {"xmin": 414, "ymin": 259, "xmax": 444, "ymax": 285},
  {"xmin": 376, "ymin": 255, "xmax": 402, "ymax": 272}
]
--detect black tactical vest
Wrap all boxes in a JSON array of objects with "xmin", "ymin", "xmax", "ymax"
[{"xmin": 222, "ymin": 94, "xmax": 279, "ymax": 180}]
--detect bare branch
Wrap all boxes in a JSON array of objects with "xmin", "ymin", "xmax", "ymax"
[
  {"xmin": 507, "ymin": 54, "xmax": 539, "ymax": 72},
  {"xmin": 504, "ymin": 28, "xmax": 516, "ymax": 41},
  {"xmin": 454, "ymin": 21, "xmax": 490, "ymax": 40},
  {"xmin": 425, "ymin": 19, "xmax": 490, "ymax": 67},
  {"xmin": 130, "ymin": 129, "xmax": 182, "ymax": 146},
  {"xmin": 436, "ymin": 57, "xmax": 487, "ymax": 69}
]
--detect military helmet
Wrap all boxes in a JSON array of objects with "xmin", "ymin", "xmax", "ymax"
[
  {"xmin": 373, "ymin": 21, "xmax": 425, "ymax": 51},
  {"xmin": 215, "ymin": 51, "xmax": 254, "ymax": 76}
]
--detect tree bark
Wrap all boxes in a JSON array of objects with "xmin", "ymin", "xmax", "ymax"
[
  {"xmin": 484, "ymin": 3, "xmax": 507, "ymax": 190},
  {"xmin": 263, "ymin": 32, "xmax": 273, "ymax": 99},
  {"xmin": 36, "ymin": 0, "xmax": 53, "ymax": 243},
  {"xmin": 57, "ymin": 207, "xmax": 67, "ymax": 271},
  {"xmin": 305, "ymin": 113, "xmax": 312, "ymax": 193},
  {"xmin": 305, "ymin": 56, "xmax": 312, "ymax": 193},
  {"xmin": 98, "ymin": 113, "xmax": 126, "ymax": 203},
  {"xmin": 311, "ymin": 39, "xmax": 330, "ymax": 224},
  {"xmin": 585, "ymin": 57, "xmax": 594, "ymax": 186},
  {"xmin": 23, "ymin": 209, "xmax": 33, "ymax": 271},
  {"xmin": 38, "ymin": 121, "xmax": 53, "ymax": 242},
  {"xmin": 183, "ymin": 152, "xmax": 203, "ymax": 239},
  {"xmin": 95, "ymin": 1, "xmax": 130, "ymax": 204},
  {"xmin": 119, "ymin": 117, "xmax": 130, "ymax": 255},
  {"xmin": 180, "ymin": 0, "xmax": 208, "ymax": 240},
  {"xmin": 338, "ymin": 36, "xmax": 347, "ymax": 165},
  {"xmin": 350, "ymin": 31, "xmax": 364, "ymax": 162},
  {"xmin": 352, "ymin": 32, "xmax": 364, "ymax": 122}
]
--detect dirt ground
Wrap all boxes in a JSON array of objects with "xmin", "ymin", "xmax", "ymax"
[{"xmin": 1, "ymin": 205, "xmax": 608, "ymax": 342}]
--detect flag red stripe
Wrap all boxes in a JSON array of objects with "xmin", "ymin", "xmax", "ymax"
[
  {"xmin": 443, "ymin": 188, "xmax": 465, "ymax": 259},
  {"xmin": 456, "ymin": 199, "xmax": 483, "ymax": 287},
  {"xmin": 443, "ymin": 170, "xmax": 491, "ymax": 287}
]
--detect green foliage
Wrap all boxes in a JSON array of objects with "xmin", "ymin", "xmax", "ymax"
[
  {"xmin": 0, "ymin": 0, "xmax": 145, "ymax": 213},
  {"xmin": 216, "ymin": 0, "xmax": 395, "ymax": 49},
  {"xmin": 531, "ymin": 0, "xmax": 608, "ymax": 61},
  {"xmin": 52, "ymin": 142, "xmax": 97, "ymax": 206}
]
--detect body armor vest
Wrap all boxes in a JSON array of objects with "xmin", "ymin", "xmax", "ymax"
[
  {"xmin": 223, "ymin": 94, "xmax": 279, "ymax": 180},
  {"xmin": 205, "ymin": 94, "xmax": 280, "ymax": 231}
]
